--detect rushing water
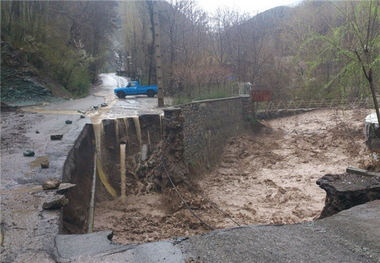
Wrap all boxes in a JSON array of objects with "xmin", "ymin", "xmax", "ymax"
[
  {"xmin": 133, "ymin": 116, "xmax": 142, "ymax": 146},
  {"xmin": 92, "ymin": 121, "xmax": 117, "ymax": 198}
]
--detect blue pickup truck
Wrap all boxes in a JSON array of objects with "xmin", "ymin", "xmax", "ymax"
[{"xmin": 114, "ymin": 80, "xmax": 158, "ymax": 98}]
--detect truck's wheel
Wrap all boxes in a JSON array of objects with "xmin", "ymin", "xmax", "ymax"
[
  {"xmin": 147, "ymin": 90, "xmax": 155, "ymax": 97},
  {"xmin": 117, "ymin": 91, "xmax": 126, "ymax": 98}
]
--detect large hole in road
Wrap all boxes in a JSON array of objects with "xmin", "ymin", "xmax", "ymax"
[{"xmin": 62, "ymin": 109, "xmax": 371, "ymax": 245}]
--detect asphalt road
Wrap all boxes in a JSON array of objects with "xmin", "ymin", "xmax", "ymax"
[
  {"xmin": 1, "ymin": 73, "xmax": 163, "ymax": 189},
  {"xmin": 54, "ymin": 200, "xmax": 380, "ymax": 263}
]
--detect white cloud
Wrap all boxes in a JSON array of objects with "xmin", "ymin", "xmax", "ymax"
[{"xmin": 196, "ymin": 0, "xmax": 301, "ymax": 15}]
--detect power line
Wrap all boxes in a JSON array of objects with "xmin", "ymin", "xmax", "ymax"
[{"xmin": 161, "ymin": 158, "xmax": 216, "ymax": 231}]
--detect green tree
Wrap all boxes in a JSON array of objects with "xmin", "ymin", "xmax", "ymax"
[{"xmin": 299, "ymin": 1, "xmax": 380, "ymax": 112}]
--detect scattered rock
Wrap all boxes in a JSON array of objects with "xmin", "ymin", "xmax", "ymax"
[
  {"xmin": 40, "ymin": 159, "xmax": 49, "ymax": 168},
  {"xmin": 42, "ymin": 178, "xmax": 61, "ymax": 190},
  {"xmin": 23, "ymin": 150, "xmax": 35, "ymax": 157},
  {"xmin": 42, "ymin": 195, "xmax": 68, "ymax": 210},
  {"xmin": 50, "ymin": 134, "xmax": 63, "ymax": 140}
]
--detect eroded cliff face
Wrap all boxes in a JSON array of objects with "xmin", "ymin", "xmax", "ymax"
[
  {"xmin": 317, "ymin": 169, "xmax": 380, "ymax": 219},
  {"xmin": 137, "ymin": 108, "xmax": 190, "ymax": 191}
]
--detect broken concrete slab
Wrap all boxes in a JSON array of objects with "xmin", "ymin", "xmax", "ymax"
[
  {"xmin": 57, "ymin": 201, "xmax": 380, "ymax": 263},
  {"xmin": 89, "ymin": 240, "xmax": 186, "ymax": 263},
  {"xmin": 56, "ymin": 232, "xmax": 186, "ymax": 263},
  {"xmin": 317, "ymin": 172, "xmax": 380, "ymax": 218},
  {"xmin": 55, "ymin": 231, "xmax": 129, "ymax": 261},
  {"xmin": 346, "ymin": 167, "xmax": 380, "ymax": 178},
  {"xmin": 178, "ymin": 200, "xmax": 380, "ymax": 263}
]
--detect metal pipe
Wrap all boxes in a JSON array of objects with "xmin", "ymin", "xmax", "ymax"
[{"xmin": 88, "ymin": 152, "xmax": 97, "ymax": 233}]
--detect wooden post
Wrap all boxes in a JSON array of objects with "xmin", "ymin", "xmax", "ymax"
[{"xmin": 152, "ymin": 1, "xmax": 164, "ymax": 107}]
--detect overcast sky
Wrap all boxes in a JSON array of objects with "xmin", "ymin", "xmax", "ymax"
[{"xmin": 196, "ymin": 0, "xmax": 302, "ymax": 15}]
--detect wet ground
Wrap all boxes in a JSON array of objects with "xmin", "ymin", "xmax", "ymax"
[
  {"xmin": 1, "ymin": 73, "xmax": 163, "ymax": 190},
  {"xmin": 0, "ymin": 73, "xmax": 164, "ymax": 262}
]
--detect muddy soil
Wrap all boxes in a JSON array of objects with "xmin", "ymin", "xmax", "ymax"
[{"xmin": 94, "ymin": 109, "xmax": 374, "ymax": 245}]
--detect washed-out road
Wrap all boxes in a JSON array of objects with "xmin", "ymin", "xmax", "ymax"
[{"xmin": 1, "ymin": 73, "xmax": 379, "ymax": 262}]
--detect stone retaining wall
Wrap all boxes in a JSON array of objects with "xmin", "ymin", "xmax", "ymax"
[{"xmin": 172, "ymin": 96, "xmax": 252, "ymax": 170}]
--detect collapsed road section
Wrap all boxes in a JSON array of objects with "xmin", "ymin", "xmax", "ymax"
[
  {"xmin": 62, "ymin": 96, "xmax": 254, "ymax": 237},
  {"xmin": 59, "ymin": 93, "xmax": 379, "ymax": 247},
  {"xmin": 92, "ymin": 108, "xmax": 379, "ymax": 245}
]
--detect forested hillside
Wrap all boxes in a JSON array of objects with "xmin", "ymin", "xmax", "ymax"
[
  {"xmin": 1, "ymin": 1, "xmax": 119, "ymax": 103},
  {"xmin": 1, "ymin": 0, "xmax": 379, "ymax": 105}
]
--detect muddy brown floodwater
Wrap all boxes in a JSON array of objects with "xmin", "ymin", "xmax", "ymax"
[{"xmin": 94, "ymin": 109, "xmax": 374, "ymax": 245}]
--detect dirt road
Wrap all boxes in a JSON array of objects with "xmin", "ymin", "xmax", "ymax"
[{"xmin": 94, "ymin": 108, "xmax": 374, "ymax": 245}]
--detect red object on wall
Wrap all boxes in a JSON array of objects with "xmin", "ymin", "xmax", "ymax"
[{"xmin": 251, "ymin": 90, "xmax": 272, "ymax": 102}]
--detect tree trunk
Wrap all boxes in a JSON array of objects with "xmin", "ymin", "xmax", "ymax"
[{"xmin": 368, "ymin": 69, "xmax": 380, "ymax": 129}]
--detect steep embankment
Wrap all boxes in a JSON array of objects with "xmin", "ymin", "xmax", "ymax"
[{"xmin": 1, "ymin": 42, "xmax": 70, "ymax": 106}]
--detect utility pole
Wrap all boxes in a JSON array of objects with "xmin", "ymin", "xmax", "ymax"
[{"xmin": 152, "ymin": 0, "xmax": 164, "ymax": 107}]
